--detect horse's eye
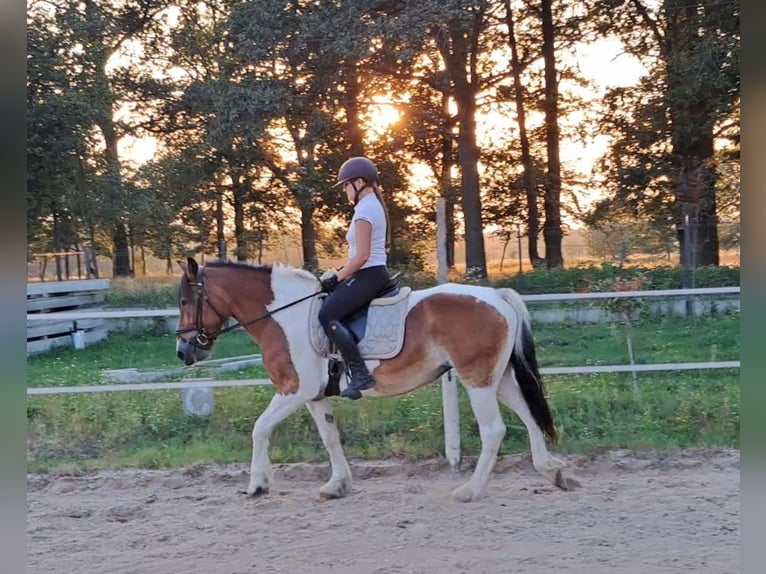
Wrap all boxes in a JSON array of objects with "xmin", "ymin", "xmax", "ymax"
[{"xmin": 180, "ymin": 298, "xmax": 188, "ymax": 306}]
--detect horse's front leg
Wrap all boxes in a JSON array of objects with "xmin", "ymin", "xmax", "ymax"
[
  {"xmin": 247, "ymin": 390, "xmax": 309, "ymax": 496},
  {"xmin": 305, "ymin": 398, "xmax": 352, "ymax": 499}
]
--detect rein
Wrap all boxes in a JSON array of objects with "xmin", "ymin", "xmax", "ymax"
[{"xmin": 175, "ymin": 267, "xmax": 321, "ymax": 349}]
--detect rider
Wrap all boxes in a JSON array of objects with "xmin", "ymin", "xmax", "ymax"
[{"xmin": 318, "ymin": 156, "xmax": 391, "ymax": 400}]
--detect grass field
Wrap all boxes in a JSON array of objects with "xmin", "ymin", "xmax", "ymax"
[{"xmin": 26, "ymin": 310, "xmax": 740, "ymax": 473}]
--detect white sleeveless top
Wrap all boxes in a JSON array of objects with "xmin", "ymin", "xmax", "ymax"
[{"xmin": 346, "ymin": 193, "xmax": 387, "ymax": 268}]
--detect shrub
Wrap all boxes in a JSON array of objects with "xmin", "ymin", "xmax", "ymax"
[{"xmin": 493, "ymin": 263, "xmax": 739, "ymax": 294}]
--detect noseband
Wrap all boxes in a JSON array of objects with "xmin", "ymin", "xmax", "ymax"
[
  {"xmin": 174, "ymin": 268, "xmax": 228, "ymax": 350},
  {"xmin": 175, "ymin": 267, "xmax": 322, "ymax": 349}
]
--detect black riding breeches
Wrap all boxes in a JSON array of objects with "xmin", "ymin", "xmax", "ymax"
[{"xmin": 318, "ymin": 265, "xmax": 390, "ymax": 330}]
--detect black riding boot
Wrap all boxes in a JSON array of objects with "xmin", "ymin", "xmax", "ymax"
[{"xmin": 325, "ymin": 320, "xmax": 376, "ymax": 400}]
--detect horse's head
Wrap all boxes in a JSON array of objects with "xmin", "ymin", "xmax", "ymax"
[{"xmin": 175, "ymin": 256, "xmax": 228, "ymax": 365}]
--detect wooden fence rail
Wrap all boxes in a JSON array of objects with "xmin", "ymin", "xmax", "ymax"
[{"xmin": 26, "ymin": 279, "xmax": 111, "ymax": 355}]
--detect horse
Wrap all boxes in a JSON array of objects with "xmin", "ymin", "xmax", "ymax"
[{"xmin": 174, "ymin": 257, "xmax": 581, "ymax": 502}]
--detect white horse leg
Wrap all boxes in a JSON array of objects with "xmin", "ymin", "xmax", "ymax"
[
  {"xmin": 497, "ymin": 367, "xmax": 581, "ymax": 490},
  {"xmin": 305, "ymin": 399, "xmax": 353, "ymax": 499},
  {"xmin": 453, "ymin": 386, "xmax": 506, "ymax": 503},
  {"xmin": 247, "ymin": 391, "xmax": 309, "ymax": 496}
]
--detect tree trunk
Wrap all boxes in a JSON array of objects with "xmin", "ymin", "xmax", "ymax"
[
  {"xmin": 232, "ymin": 175, "xmax": 249, "ymax": 262},
  {"xmin": 342, "ymin": 57, "xmax": 365, "ymax": 156},
  {"xmin": 99, "ymin": 122, "xmax": 131, "ymax": 276},
  {"xmin": 455, "ymin": 91, "xmax": 487, "ymax": 277},
  {"xmin": 215, "ymin": 189, "xmax": 226, "ymax": 261},
  {"xmin": 104, "ymin": 158, "xmax": 131, "ymax": 278},
  {"xmin": 298, "ymin": 190, "xmax": 319, "ymax": 271},
  {"xmin": 667, "ymin": 1, "xmax": 720, "ymax": 266},
  {"xmin": 440, "ymin": 92, "xmax": 457, "ymax": 269},
  {"xmin": 540, "ymin": 0, "xmax": 564, "ymax": 269},
  {"xmin": 697, "ymin": 183, "xmax": 719, "ymax": 266},
  {"xmin": 675, "ymin": 154, "xmax": 719, "ymax": 267},
  {"xmin": 129, "ymin": 225, "xmax": 136, "ymax": 275},
  {"xmin": 94, "ymin": 62, "xmax": 131, "ymax": 277},
  {"xmin": 503, "ymin": 0, "xmax": 543, "ymax": 267},
  {"xmin": 87, "ymin": 226, "xmax": 99, "ymax": 278},
  {"xmin": 51, "ymin": 200, "xmax": 63, "ymax": 281},
  {"xmin": 112, "ymin": 220, "xmax": 131, "ymax": 277},
  {"xmin": 441, "ymin": 17, "xmax": 487, "ymax": 279}
]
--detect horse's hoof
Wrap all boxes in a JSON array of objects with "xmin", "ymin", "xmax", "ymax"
[
  {"xmin": 319, "ymin": 488, "xmax": 344, "ymax": 500},
  {"xmin": 319, "ymin": 478, "xmax": 352, "ymax": 500},
  {"xmin": 452, "ymin": 483, "xmax": 484, "ymax": 503},
  {"xmin": 554, "ymin": 469, "xmax": 582, "ymax": 491},
  {"xmin": 246, "ymin": 484, "xmax": 269, "ymax": 497}
]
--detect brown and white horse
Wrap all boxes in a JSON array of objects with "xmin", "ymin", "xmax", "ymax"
[{"xmin": 175, "ymin": 257, "xmax": 580, "ymax": 502}]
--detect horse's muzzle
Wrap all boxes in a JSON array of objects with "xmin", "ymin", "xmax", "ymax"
[{"xmin": 176, "ymin": 338, "xmax": 210, "ymax": 365}]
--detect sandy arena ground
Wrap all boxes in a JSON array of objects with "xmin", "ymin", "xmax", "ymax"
[{"xmin": 27, "ymin": 448, "xmax": 739, "ymax": 574}]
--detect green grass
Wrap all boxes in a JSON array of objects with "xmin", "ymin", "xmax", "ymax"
[
  {"xmin": 26, "ymin": 312, "xmax": 740, "ymax": 472},
  {"xmin": 534, "ymin": 313, "xmax": 739, "ymax": 366},
  {"xmin": 26, "ymin": 331, "xmax": 266, "ymax": 388}
]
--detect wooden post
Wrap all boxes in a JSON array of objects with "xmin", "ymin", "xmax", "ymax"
[{"xmin": 437, "ymin": 198, "xmax": 461, "ymax": 473}]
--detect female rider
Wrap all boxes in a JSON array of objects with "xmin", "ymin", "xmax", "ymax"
[{"xmin": 318, "ymin": 156, "xmax": 390, "ymax": 400}]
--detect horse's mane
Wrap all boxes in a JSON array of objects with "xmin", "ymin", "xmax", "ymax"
[
  {"xmin": 272, "ymin": 262, "xmax": 320, "ymax": 285},
  {"xmin": 204, "ymin": 260, "xmax": 319, "ymax": 285},
  {"xmin": 204, "ymin": 260, "xmax": 273, "ymax": 275}
]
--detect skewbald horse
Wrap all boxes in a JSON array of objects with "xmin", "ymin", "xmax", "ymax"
[{"xmin": 175, "ymin": 257, "xmax": 580, "ymax": 502}]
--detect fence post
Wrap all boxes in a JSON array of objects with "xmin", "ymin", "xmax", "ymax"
[
  {"xmin": 682, "ymin": 209, "xmax": 696, "ymax": 316},
  {"xmin": 437, "ymin": 198, "xmax": 461, "ymax": 473}
]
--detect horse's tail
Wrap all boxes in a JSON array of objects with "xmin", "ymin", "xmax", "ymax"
[{"xmin": 496, "ymin": 288, "xmax": 558, "ymax": 444}]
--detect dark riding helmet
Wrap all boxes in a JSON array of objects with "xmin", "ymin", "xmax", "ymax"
[{"xmin": 333, "ymin": 156, "xmax": 378, "ymax": 187}]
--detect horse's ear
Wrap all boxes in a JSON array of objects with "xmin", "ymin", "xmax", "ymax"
[
  {"xmin": 178, "ymin": 257, "xmax": 199, "ymax": 281},
  {"xmin": 186, "ymin": 257, "xmax": 199, "ymax": 279}
]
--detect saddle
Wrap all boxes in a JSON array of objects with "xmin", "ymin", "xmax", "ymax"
[{"xmin": 309, "ymin": 273, "xmax": 411, "ymax": 361}]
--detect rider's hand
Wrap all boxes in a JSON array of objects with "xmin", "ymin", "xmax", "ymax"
[
  {"xmin": 320, "ymin": 269, "xmax": 339, "ymax": 292},
  {"xmin": 320, "ymin": 268, "xmax": 338, "ymax": 282}
]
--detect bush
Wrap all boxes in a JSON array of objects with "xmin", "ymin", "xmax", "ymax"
[
  {"xmin": 104, "ymin": 277, "xmax": 178, "ymax": 308},
  {"xmin": 493, "ymin": 263, "xmax": 740, "ymax": 294},
  {"xmin": 103, "ymin": 263, "xmax": 740, "ymax": 308}
]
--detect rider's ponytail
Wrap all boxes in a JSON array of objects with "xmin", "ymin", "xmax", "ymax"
[{"xmin": 370, "ymin": 182, "xmax": 391, "ymax": 252}]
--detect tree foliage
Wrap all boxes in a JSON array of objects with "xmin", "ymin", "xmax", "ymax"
[
  {"xmin": 26, "ymin": 0, "xmax": 740, "ymax": 278},
  {"xmin": 586, "ymin": 0, "xmax": 740, "ymax": 266}
]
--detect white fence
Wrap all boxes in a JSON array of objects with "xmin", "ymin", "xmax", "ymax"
[
  {"xmin": 26, "ymin": 281, "xmax": 740, "ymax": 472},
  {"xmin": 26, "ymin": 285, "xmax": 740, "ymax": 397},
  {"xmin": 26, "ymin": 279, "xmax": 112, "ymax": 355},
  {"xmin": 26, "ymin": 360, "xmax": 740, "ymax": 398}
]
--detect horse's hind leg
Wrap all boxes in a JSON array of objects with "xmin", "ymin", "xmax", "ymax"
[
  {"xmin": 453, "ymin": 386, "xmax": 506, "ymax": 503},
  {"xmin": 305, "ymin": 399, "xmax": 352, "ymax": 499},
  {"xmin": 247, "ymin": 391, "xmax": 309, "ymax": 496},
  {"xmin": 497, "ymin": 367, "xmax": 581, "ymax": 490}
]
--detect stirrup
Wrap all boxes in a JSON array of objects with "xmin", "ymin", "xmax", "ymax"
[
  {"xmin": 340, "ymin": 385, "xmax": 366, "ymax": 400},
  {"xmin": 340, "ymin": 366, "xmax": 375, "ymax": 400}
]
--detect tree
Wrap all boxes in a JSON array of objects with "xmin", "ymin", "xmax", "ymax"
[
  {"xmin": 539, "ymin": 0, "xmax": 565, "ymax": 268},
  {"xmin": 589, "ymin": 0, "xmax": 740, "ymax": 266},
  {"xmin": 435, "ymin": 2, "xmax": 491, "ymax": 278},
  {"xmin": 228, "ymin": 0, "xmax": 360, "ymax": 270},
  {"xmin": 27, "ymin": 8, "xmax": 101, "ymax": 261},
  {"xmin": 501, "ymin": 0, "xmax": 544, "ymax": 267},
  {"xmin": 27, "ymin": 0, "xmax": 172, "ymax": 277}
]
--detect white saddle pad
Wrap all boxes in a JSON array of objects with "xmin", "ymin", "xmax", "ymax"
[{"xmin": 309, "ymin": 287, "xmax": 411, "ymax": 360}]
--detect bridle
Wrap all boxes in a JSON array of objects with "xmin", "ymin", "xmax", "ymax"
[{"xmin": 174, "ymin": 267, "xmax": 321, "ymax": 350}]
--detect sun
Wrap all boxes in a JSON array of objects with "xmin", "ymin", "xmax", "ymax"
[
  {"xmin": 119, "ymin": 135, "xmax": 158, "ymax": 165},
  {"xmin": 365, "ymin": 94, "xmax": 403, "ymax": 137}
]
